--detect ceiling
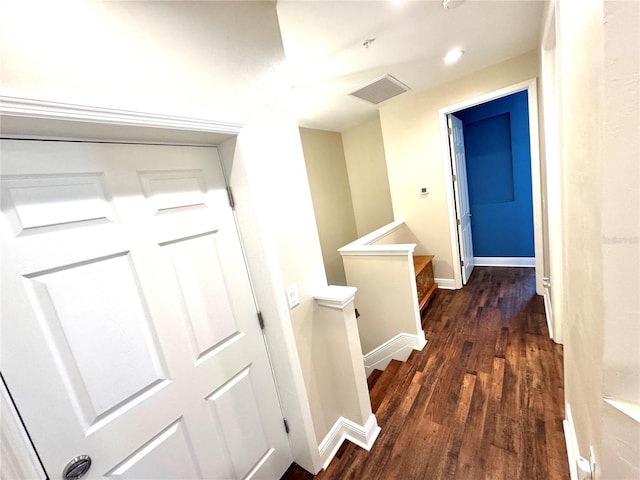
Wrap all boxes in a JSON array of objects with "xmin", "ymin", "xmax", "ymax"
[{"xmin": 276, "ymin": 0, "xmax": 544, "ymax": 132}]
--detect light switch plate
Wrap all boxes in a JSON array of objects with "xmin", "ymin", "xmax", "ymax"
[{"xmin": 286, "ymin": 285, "xmax": 300, "ymax": 309}]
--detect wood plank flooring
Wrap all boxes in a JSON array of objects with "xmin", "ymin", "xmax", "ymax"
[{"xmin": 281, "ymin": 267, "xmax": 568, "ymax": 480}]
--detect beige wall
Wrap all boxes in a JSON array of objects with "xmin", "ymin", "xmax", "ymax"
[
  {"xmin": 549, "ymin": 0, "xmax": 639, "ymax": 477},
  {"xmin": 379, "ymin": 51, "xmax": 540, "ymax": 281},
  {"xmin": 342, "ymin": 116, "xmax": 394, "ymax": 237},
  {"xmin": 600, "ymin": 0, "xmax": 639, "ymax": 418},
  {"xmin": 556, "ymin": 0, "xmax": 605, "ymax": 467},
  {"xmin": 299, "ymin": 128, "xmax": 358, "ymax": 286},
  {"xmin": 343, "ymin": 254, "xmax": 420, "ymax": 355}
]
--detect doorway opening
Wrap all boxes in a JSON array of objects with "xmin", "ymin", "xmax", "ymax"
[{"xmin": 439, "ymin": 79, "xmax": 544, "ymax": 293}]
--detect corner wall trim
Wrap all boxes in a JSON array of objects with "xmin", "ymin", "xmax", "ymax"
[
  {"xmin": 473, "ymin": 257, "xmax": 536, "ymax": 267},
  {"xmin": 434, "ymin": 277, "xmax": 457, "ymax": 290},
  {"xmin": 363, "ymin": 332, "xmax": 427, "ymax": 377},
  {"xmin": 563, "ymin": 403, "xmax": 593, "ymax": 480},
  {"xmin": 338, "ymin": 221, "xmax": 416, "ymax": 256},
  {"xmin": 543, "ymin": 287, "xmax": 556, "ymax": 342},
  {"xmin": 318, "ymin": 414, "xmax": 381, "ymax": 470}
]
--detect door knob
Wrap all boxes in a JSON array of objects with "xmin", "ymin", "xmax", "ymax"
[{"xmin": 63, "ymin": 455, "xmax": 92, "ymax": 480}]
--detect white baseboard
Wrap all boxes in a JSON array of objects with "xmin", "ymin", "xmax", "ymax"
[
  {"xmin": 563, "ymin": 403, "xmax": 593, "ymax": 480},
  {"xmin": 435, "ymin": 277, "xmax": 456, "ymax": 290},
  {"xmin": 363, "ymin": 331, "xmax": 427, "ymax": 377},
  {"xmin": 318, "ymin": 414, "xmax": 381, "ymax": 470},
  {"xmin": 474, "ymin": 257, "xmax": 535, "ymax": 267},
  {"xmin": 543, "ymin": 287, "xmax": 555, "ymax": 341}
]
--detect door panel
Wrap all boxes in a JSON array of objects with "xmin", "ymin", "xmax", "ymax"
[
  {"xmin": 0, "ymin": 140, "xmax": 292, "ymax": 479},
  {"xmin": 105, "ymin": 420, "xmax": 202, "ymax": 480},
  {"xmin": 448, "ymin": 114, "xmax": 475, "ymax": 284},
  {"xmin": 0, "ymin": 173, "xmax": 116, "ymax": 236},
  {"xmin": 24, "ymin": 252, "xmax": 168, "ymax": 426},
  {"xmin": 163, "ymin": 234, "xmax": 239, "ymax": 360},
  {"xmin": 206, "ymin": 367, "xmax": 272, "ymax": 478}
]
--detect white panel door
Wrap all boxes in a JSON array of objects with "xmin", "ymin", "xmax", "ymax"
[
  {"xmin": 448, "ymin": 114, "xmax": 475, "ymax": 284},
  {"xmin": 0, "ymin": 140, "xmax": 292, "ymax": 479}
]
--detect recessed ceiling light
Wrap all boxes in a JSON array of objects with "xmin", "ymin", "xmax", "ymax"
[
  {"xmin": 443, "ymin": 0, "xmax": 465, "ymax": 9},
  {"xmin": 444, "ymin": 48, "xmax": 465, "ymax": 64}
]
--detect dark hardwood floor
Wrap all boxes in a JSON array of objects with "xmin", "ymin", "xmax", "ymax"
[{"xmin": 282, "ymin": 267, "xmax": 569, "ymax": 480}]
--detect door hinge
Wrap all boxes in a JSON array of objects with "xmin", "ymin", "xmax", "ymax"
[
  {"xmin": 448, "ymin": 126, "xmax": 452, "ymax": 136},
  {"xmin": 257, "ymin": 311, "xmax": 265, "ymax": 330},
  {"xmin": 457, "ymin": 218, "xmax": 461, "ymax": 226},
  {"xmin": 452, "ymin": 174, "xmax": 457, "ymax": 182},
  {"xmin": 283, "ymin": 418, "xmax": 290, "ymax": 434},
  {"xmin": 226, "ymin": 185, "xmax": 235, "ymax": 209},
  {"xmin": 461, "ymin": 260, "xmax": 465, "ymax": 266}
]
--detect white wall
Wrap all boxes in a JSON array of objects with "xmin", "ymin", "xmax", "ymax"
[
  {"xmin": 600, "ymin": 0, "xmax": 639, "ymax": 418},
  {"xmin": 379, "ymin": 51, "xmax": 540, "ymax": 282},
  {"xmin": 0, "ymin": 1, "xmax": 343, "ymax": 473},
  {"xmin": 555, "ymin": 0, "xmax": 605, "ymax": 468},
  {"xmin": 0, "ymin": 1, "xmax": 288, "ymax": 124},
  {"xmin": 549, "ymin": 0, "xmax": 640, "ymax": 477},
  {"xmin": 599, "ymin": 1, "xmax": 639, "ymax": 477},
  {"xmin": 342, "ymin": 116, "xmax": 394, "ymax": 238},
  {"xmin": 299, "ymin": 128, "xmax": 358, "ymax": 286}
]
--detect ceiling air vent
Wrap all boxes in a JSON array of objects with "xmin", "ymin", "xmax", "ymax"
[{"xmin": 349, "ymin": 74, "xmax": 411, "ymax": 105}]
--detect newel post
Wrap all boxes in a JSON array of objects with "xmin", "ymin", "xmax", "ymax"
[{"xmin": 313, "ymin": 286, "xmax": 380, "ymax": 467}]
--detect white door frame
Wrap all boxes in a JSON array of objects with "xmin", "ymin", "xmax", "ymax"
[
  {"xmin": 0, "ymin": 96, "xmax": 318, "ymax": 476},
  {"xmin": 540, "ymin": 0, "xmax": 563, "ymax": 344},
  {"xmin": 438, "ymin": 79, "xmax": 544, "ymax": 294}
]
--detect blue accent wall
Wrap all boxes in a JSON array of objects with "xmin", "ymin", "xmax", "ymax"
[{"xmin": 455, "ymin": 90, "xmax": 534, "ymax": 257}]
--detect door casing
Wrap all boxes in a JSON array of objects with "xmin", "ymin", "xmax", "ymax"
[{"xmin": 438, "ymin": 79, "xmax": 545, "ymax": 295}]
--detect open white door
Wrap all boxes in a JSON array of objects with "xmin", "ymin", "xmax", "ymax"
[
  {"xmin": 0, "ymin": 140, "xmax": 292, "ymax": 479},
  {"xmin": 448, "ymin": 114, "xmax": 475, "ymax": 285}
]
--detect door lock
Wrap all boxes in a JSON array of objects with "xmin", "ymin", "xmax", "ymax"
[{"xmin": 63, "ymin": 455, "xmax": 92, "ymax": 480}]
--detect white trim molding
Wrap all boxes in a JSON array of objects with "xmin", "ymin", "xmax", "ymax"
[
  {"xmin": 318, "ymin": 414, "xmax": 381, "ymax": 470},
  {"xmin": 0, "ymin": 96, "xmax": 243, "ymax": 135},
  {"xmin": 542, "ymin": 286, "xmax": 558, "ymax": 343},
  {"xmin": 339, "ymin": 221, "xmax": 416, "ymax": 257},
  {"xmin": 603, "ymin": 397, "xmax": 640, "ymax": 424},
  {"xmin": 363, "ymin": 332, "xmax": 427, "ymax": 377},
  {"xmin": 434, "ymin": 277, "xmax": 456, "ymax": 290},
  {"xmin": 339, "ymin": 244, "xmax": 416, "ymax": 256},
  {"xmin": 473, "ymin": 257, "xmax": 536, "ymax": 267},
  {"xmin": 314, "ymin": 286, "xmax": 357, "ymax": 310},
  {"xmin": 563, "ymin": 403, "xmax": 593, "ymax": 480}
]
